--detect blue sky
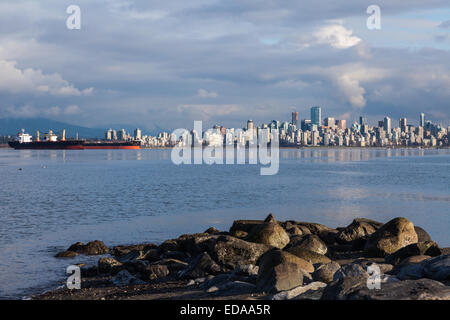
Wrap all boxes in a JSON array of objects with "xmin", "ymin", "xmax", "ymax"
[{"xmin": 0, "ymin": 1, "xmax": 449, "ymax": 131}]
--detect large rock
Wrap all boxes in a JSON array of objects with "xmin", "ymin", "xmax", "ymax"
[
  {"xmin": 349, "ymin": 279, "xmax": 450, "ymax": 300},
  {"xmin": 112, "ymin": 243, "xmax": 157, "ymax": 257},
  {"xmin": 230, "ymin": 220, "xmax": 264, "ymax": 234},
  {"xmin": 212, "ymin": 235, "xmax": 272, "ymax": 270},
  {"xmin": 66, "ymin": 240, "xmax": 109, "ymax": 255},
  {"xmin": 179, "ymin": 252, "xmax": 221, "ymax": 279},
  {"xmin": 312, "ymin": 262, "xmax": 341, "ymax": 284},
  {"xmin": 385, "ymin": 241, "xmax": 441, "ymax": 265},
  {"xmin": 364, "ymin": 217, "xmax": 418, "ymax": 257},
  {"xmin": 288, "ymin": 234, "xmax": 328, "ymax": 255},
  {"xmin": 256, "ymin": 249, "xmax": 314, "ymax": 293},
  {"xmin": 414, "ymin": 226, "xmax": 432, "ymax": 242},
  {"xmin": 140, "ymin": 264, "xmax": 170, "ymax": 281},
  {"xmin": 321, "ymin": 276, "xmax": 367, "ymax": 300},
  {"xmin": 333, "ymin": 263, "xmax": 369, "ymax": 282},
  {"xmin": 422, "ymin": 254, "xmax": 450, "ymax": 281},
  {"xmin": 176, "ymin": 233, "xmax": 218, "ymax": 256},
  {"xmin": 246, "ymin": 214, "xmax": 290, "ymax": 249},
  {"xmin": 112, "ymin": 270, "xmax": 145, "ymax": 286},
  {"xmin": 286, "ymin": 247, "xmax": 331, "ymax": 264},
  {"xmin": 98, "ymin": 257, "xmax": 123, "ymax": 274},
  {"xmin": 337, "ymin": 218, "xmax": 383, "ymax": 245}
]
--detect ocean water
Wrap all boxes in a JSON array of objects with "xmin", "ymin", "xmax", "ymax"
[{"xmin": 0, "ymin": 148, "xmax": 449, "ymax": 299}]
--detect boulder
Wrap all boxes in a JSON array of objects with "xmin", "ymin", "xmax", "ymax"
[
  {"xmin": 112, "ymin": 243, "xmax": 157, "ymax": 257},
  {"xmin": 231, "ymin": 264, "xmax": 259, "ymax": 277},
  {"xmin": 116, "ymin": 249, "xmax": 147, "ymax": 263},
  {"xmin": 214, "ymin": 281, "xmax": 256, "ymax": 296},
  {"xmin": 112, "ymin": 270, "xmax": 145, "ymax": 286},
  {"xmin": 321, "ymin": 276, "xmax": 367, "ymax": 300},
  {"xmin": 204, "ymin": 227, "xmax": 222, "ymax": 235},
  {"xmin": 348, "ymin": 279, "xmax": 450, "ymax": 300},
  {"xmin": 161, "ymin": 251, "xmax": 189, "ymax": 261},
  {"xmin": 140, "ymin": 264, "xmax": 170, "ymax": 281},
  {"xmin": 312, "ymin": 262, "xmax": 341, "ymax": 284},
  {"xmin": 67, "ymin": 240, "xmax": 109, "ymax": 255},
  {"xmin": 176, "ymin": 233, "xmax": 218, "ymax": 256},
  {"xmin": 143, "ymin": 248, "xmax": 161, "ymax": 262},
  {"xmin": 98, "ymin": 257, "xmax": 123, "ymax": 274},
  {"xmin": 256, "ymin": 249, "xmax": 314, "ymax": 293},
  {"xmin": 364, "ymin": 217, "xmax": 418, "ymax": 257},
  {"xmin": 285, "ymin": 247, "xmax": 331, "ymax": 264},
  {"xmin": 414, "ymin": 226, "xmax": 432, "ymax": 242},
  {"xmin": 179, "ymin": 252, "xmax": 221, "ymax": 279},
  {"xmin": 385, "ymin": 241, "xmax": 441, "ymax": 265},
  {"xmin": 212, "ymin": 235, "xmax": 272, "ymax": 270},
  {"xmin": 55, "ymin": 250, "xmax": 78, "ymax": 258},
  {"xmin": 333, "ymin": 263, "xmax": 368, "ymax": 282},
  {"xmin": 288, "ymin": 234, "xmax": 327, "ymax": 255},
  {"xmin": 271, "ymin": 282, "xmax": 327, "ymax": 300},
  {"xmin": 293, "ymin": 222, "xmax": 334, "ymax": 235},
  {"xmin": 159, "ymin": 239, "xmax": 180, "ymax": 253},
  {"xmin": 153, "ymin": 259, "xmax": 189, "ymax": 273},
  {"xmin": 396, "ymin": 263, "xmax": 424, "ymax": 280},
  {"xmin": 230, "ymin": 220, "xmax": 264, "ymax": 234},
  {"xmin": 231, "ymin": 230, "xmax": 248, "ymax": 238},
  {"xmin": 422, "ymin": 254, "xmax": 450, "ymax": 281},
  {"xmin": 337, "ymin": 218, "xmax": 383, "ymax": 245},
  {"xmin": 246, "ymin": 214, "xmax": 290, "ymax": 249}
]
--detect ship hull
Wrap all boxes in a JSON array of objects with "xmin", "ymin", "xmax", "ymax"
[
  {"xmin": 8, "ymin": 141, "xmax": 84, "ymax": 150},
  {"xmin": 82, "ymin": 141, "xmax": 141, "ymax": 149}
]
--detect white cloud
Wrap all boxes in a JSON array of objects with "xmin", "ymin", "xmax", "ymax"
[
  {"xmin": 64, "ymin": 105, "xmax": 82, "ymax": 115},
  {"xmin": 197, "ymin": 88, "xmax": 218, "ymax": 98},
  {"xmin": 0, "ymin": 59, "xmax": 93, "ymax": 96},
  {"xmin": 298, "ymin": 23, "xmax": 361, "ymax": 49}
]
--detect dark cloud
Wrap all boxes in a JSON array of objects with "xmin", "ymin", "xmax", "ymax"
[{"xmin": 0, "ymin": 0, "xmax": 449, "ymax": 130}]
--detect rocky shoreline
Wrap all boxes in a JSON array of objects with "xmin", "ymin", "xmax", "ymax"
[{"xmin": 35, "ymin": 215, "xmax": 450, "ymax": 300}]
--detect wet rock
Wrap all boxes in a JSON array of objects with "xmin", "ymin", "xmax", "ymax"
[
  {"xmin": 80, "ymin": 265, "xmax": 98, "ymax": 277},
  {"xmin": 112, "ymin": 243, "xmax": 157, "ymax": 257},
  {"xmin": 112, "ymin": 270, "xmax": 145, "ymax": 286},
  {"xmin": 414, "ymin": 226, "xmax": 432, "ymax": 242},
  {"xmin": 337, "ymin": 218, "xmax": 383, "ymax": 245},
  {"xmin": 422, "ymin": 254, "xmax": 450, "ymax": 281},
  {"xmin": 364, "ymin": 217, "xmax": 418, "ymax": 257},
  {"xmin": 271, "ymin": 282, "xmax": 327, "ymax": 300},
  {"xmin": 179, "ymin": 252, "xmax": 221, "ymax": 279},
  {"xmin": 55, "ymin": 250, "xmax": 79, "ymax": 258},
  {"xmin": 256, "ymin": 249, "xmax": 314, "ymax": 293},
  {"xmin": 67, "ymin": 240, "xmax": 109, "ymax": 255},
  {"xmin": 312, "ymin": 262, "xmax": 341, "ymax": 284},
  {"xmin": 212, "ymin": 235, "xmax": 272, "ymax": 270},
  {"xmin": 246, "ymin": 214, "xmax": 290, "ymax": 249},
  {"xmin": 98, "ymin": 257, "xmax": 123, "ymax": 274},
  {"xmin": 288, "ymin": 234, "xmax": 328, "ymax": 255},
  {"xmin": 385, "ymin": 241, "xmax": 441, "ymax": 265},
  {"xmin": 349, "ymin": 279, "xmax": 450, "ymax": 300},
  {"xmin": 396, "ymin": 263, "xmax": 424, "ymax": 280},
  {"xmin": 116, "ymin": 249, "xmax": 147, "ymax": 263},
  {"xmin": 161, "ymin": 250, "xmax": 189, "ymax": 261},
  {"xmin": 140, "ymin": 264, "xmax": 170, "ymax": 281},
  {"xmin": 230, "ymin": 220, "xmax": 264, "ymax": 234},
  {"xmin": 286, "ymin": 247, "xmax": 331, "ymax": 264}
]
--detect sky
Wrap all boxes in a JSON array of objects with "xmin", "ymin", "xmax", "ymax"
[{"xmin": 0, "ymin": 0, "xmax": 449, "ymax": 131}]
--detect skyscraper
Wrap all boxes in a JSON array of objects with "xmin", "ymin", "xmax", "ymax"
[
  {"xmin": 291, "ymin": 112, "xmax": 298, "ymax": 128},
  {"xmin": 420, "ymin": 113, "xmax": 425, "ymax": 127},
  {"xmin": 247, "ymin": 120, "xmax": 254, "ymax": 131},
  {"xmin": 311, "ymin": 106, "xmax": 322, "ymax": 126},
  {"xmin": 400, "ymin": 118, "xmax": 407, "ymax": 133},
  {"xmin": 359, "ymin": 116, "xmax": 367, "ymax": 126},
  {"xmin": 383, "ymin": 117, "xmax": 391, "ymax": 133},
  {"xmin": 134, "ymin": 128, "xmax": 142, "ymax": 140}
]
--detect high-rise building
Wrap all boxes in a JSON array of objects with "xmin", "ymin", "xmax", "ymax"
[
  {"xmin": 247, "ymin": 120, "xmax": 254, "ymax": 131},
  {"xmin": 324, "ymin": 117, "xmax": 335, "ymax": 128},
  {"xmin": 118, "ymin": 129, "xmax": 127, "ymax": 140},
  {"xmin": 420, "ymin": 113, "xmax": 425, "ymax": 127},
  {"xmin": 134, "ymin": 128, "xmax": 142, "ymax": 140},
  {"xmin": 384, "ymin": 117, "xmax": 392, "ymax": 133},
  {"xmin": 359, "ymin": 116, "xmax": 367, "ymax": 126},
  {"xmin": 301, "ymin": 119, "xmax": 311, "ymax": 131},
  {"xmin": 336, "ymin": 119, "xmax": 346, "ymax": 130},
  {"xmin": 400, "ymin": 118, "xmax": 407, "ymax": 133},
  {"xmin": 105, "ymin": 128, "xmax": 113, "ymax": 140},
  {"xmin": 291, "ymin": 112, "xmax": 298, "ymax": 128},
  {"xmin": 311, "ymin": 106, "xmax": 322, "ymax": 126}
]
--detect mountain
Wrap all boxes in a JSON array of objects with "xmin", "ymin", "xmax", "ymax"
[{"xmin": 0, "ymin": 118, "xmax": 105, "ymax": 138}]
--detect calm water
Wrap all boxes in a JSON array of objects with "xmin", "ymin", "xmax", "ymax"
[{"xmin": 0, "ymin": 148, "xmax": 449, "ymax": 299}]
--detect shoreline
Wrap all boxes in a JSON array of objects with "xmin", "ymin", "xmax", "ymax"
[{"xmin": 33, "ymin": 214, "xmax": 450, "ymax": 300}]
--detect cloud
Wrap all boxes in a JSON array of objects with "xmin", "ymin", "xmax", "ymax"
[
  {"xmin": 197, "ymin": 88, "xmax": 218, "ymax": 98},
  {"xmin": 297, "ymin": 23, "xmax": 361, "ymax": 49},
  {"xmin": 0, "ymin": 59, "xmax": 93, "ymax": 96},
  {"xmin": 64, "ymin": 105, "xmax": 82, "ymax": 115},
  {"xmin": 438, "ymin": 20, "xmax": 450, "ymax": 28}
]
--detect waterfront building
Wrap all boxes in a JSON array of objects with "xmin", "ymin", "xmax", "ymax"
[{"xmin": 311, "ymin": 106, "xmax": 322, "ymax": 126}]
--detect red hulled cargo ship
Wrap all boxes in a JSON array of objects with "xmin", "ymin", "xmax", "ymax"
[{"xmin": 8, "ymin": 129, "xmax": 141, "ymax": 150}]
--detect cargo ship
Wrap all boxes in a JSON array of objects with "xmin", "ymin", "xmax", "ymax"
[
  {"xmin": 8, "ymin": 130, "xmax": 141, "ymax": 150},
  {"xmin": 82, "ymin": 140, "xmax": 141, "ymax": 149},
  {"xmin": 8, "ymin": 129, "xmax": 84, "ymax": 150}
]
